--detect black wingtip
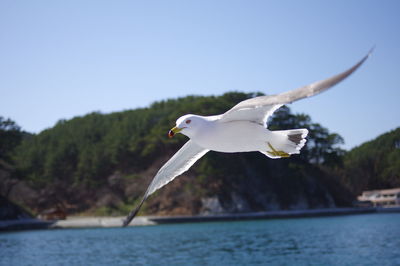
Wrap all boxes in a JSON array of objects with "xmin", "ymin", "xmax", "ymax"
[{"xmin": 122, "ymin": 197, "xmax": 147, "ymax": 227}]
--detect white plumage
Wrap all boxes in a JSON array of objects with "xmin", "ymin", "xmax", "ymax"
[{"xmin": 123, "ymin": 50, "xmax": 372, "ymax": 226}]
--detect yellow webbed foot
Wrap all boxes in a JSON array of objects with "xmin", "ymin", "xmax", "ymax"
[{"xmin": 267, "ymin": 142, "xmax": 290, "ymax": 158}]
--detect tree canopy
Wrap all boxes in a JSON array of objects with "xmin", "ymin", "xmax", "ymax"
[
  {"xmin": 3, "ymin": 92, "xmax": 397, "ymax": 215},
  {"xmin": 0, "ymin": 117, "xmax": 27, "ymax": 164},
  {"xmin": 340, "ymin": 127, "xmax": 400, "ymax": 194},
  {"xmin": 12, "ymin": 92, "xmax": 343, "ymax": 188}
]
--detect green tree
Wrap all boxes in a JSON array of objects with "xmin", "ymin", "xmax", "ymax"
[
  {"xmin": 0, "ymin": 117, "xmax": 24, "ymax": 163},
  {"xmin": 341, "ymin": 128, "xmax": 400, "ymax": 194},
  {"xmin": 269, "ymin": 106, "xmax": 344, "ymax": 166},
  {"xmin": 13, "ymin": 93, "xmax": 347, "ymax": 187},
  {"xmin": 9, "ymin": 92, "xmax": 359, "ymax": 215}
]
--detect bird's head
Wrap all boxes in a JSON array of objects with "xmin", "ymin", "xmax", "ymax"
[{"xmin": 168, "ymin": 114, "xmax": 205, "ymax": 139}]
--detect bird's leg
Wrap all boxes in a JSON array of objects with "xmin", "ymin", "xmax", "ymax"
[{"xmin": 267, "ymin": 142, "xmax": 290, "ymax": 158}]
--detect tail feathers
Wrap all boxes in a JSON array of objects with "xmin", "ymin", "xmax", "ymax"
[
  {"xmin": 285, "ymin": 128, "xmax": 308, "ymax": 151},
  {"xmin": 261, "ymin": 128, "xmax": 308, "ymax": 159}
]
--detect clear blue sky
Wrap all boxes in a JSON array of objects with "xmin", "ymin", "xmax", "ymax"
[{"xmin": 1, "ymin": 0, "xmax": 399, "ymax": 150}]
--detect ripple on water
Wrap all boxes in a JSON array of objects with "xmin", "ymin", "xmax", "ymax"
[{"xmin": 0, "ymin": 213, "xmax": 400, "ymax": 266}]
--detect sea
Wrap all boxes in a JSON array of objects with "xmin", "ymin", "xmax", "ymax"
[{"xmin": 0, "ymin": 213, "xmax": 399, "ymax": 266}]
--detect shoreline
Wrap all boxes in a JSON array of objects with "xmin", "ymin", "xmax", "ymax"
[{"xmin": 1, "ymin": 207, "xmax": 399, "ymax": 232}]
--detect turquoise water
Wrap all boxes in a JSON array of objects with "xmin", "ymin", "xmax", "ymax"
[{"xmin": 1, "ymin": 213, "xmax": 399, "ymax": 266}]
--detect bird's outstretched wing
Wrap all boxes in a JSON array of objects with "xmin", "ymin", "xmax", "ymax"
[
  {"xmin": 220, "ymin": 50, "xmax": 372, "ymax": 125},
  {"xmin": 122, "ymin": 140, "xmax": 208, "ymax": 226}
]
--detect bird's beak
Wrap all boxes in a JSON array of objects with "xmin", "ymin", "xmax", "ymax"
[{"xmin": 168, "ymin": 126, "xmax": 182, "ymax": 138}]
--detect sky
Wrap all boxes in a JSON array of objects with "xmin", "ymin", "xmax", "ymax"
[{"xmin": 1, "ymin": 0, "xmax": 399, "ymax": 150}]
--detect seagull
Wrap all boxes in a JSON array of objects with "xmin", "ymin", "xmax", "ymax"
[{"xmin": 123, "ymin": 50, "xmax": 372, "ymax": 226}]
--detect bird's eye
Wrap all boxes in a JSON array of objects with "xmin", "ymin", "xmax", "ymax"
[{"xmin": 186, "ymin": 119, "xmax": 191, "ymax": 124}]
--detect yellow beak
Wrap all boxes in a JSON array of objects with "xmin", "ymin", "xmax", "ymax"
[{"xmin": 168, "ymin": 126, "xmax": 182, "ymax": 138}]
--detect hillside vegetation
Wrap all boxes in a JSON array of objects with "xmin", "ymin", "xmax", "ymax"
[
  {"xmin": 1, "ymin": 92, "xmax": 398, "ymax": 217},
  {"xmin": 340, "ymin": 128, "xmax": 400, "ymax": 194}
]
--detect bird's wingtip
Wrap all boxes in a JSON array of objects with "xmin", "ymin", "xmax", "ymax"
[
  {"xmin": 367, "ymin": 46, "xmax": 375, "ymax": 58},
  {"xmin": 122, "ymin": 196, "xmax": 147, "ymax": 227}
]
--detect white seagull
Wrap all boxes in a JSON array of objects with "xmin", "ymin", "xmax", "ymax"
[{"xmin": 123, "ymin": 50, "xmax": 372, "ymax": 226}]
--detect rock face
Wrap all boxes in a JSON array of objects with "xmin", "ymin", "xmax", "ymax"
[
  {"xmin": 129, "ymin": 152, "xmax": 350, "ymax": 216},
  {"xmin": 1, "ymin": 120, "xmax": 353, "ymax": 218},
  {"xmin": 201, "ymin": 197, "xmax": 225, "ymax": 214},
  {"xmin": 1, "ymin": 150, "xmax": 351, "ymax": 217},
  {"xmin": 0, "ymin": 195, "xmax": 32, "ymax": 220},
  {"xmin": 0, "ymin": 165, "xmax": 32, "ymax": 220}
]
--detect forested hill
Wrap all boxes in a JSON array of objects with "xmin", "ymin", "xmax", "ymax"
[
  {"xmin": 340, "ymin": 128, "xmax": 400, "ymax": 195},
  {"xmin": 1, "ymin": 92, "xmax": 398, "ymax": 217}
]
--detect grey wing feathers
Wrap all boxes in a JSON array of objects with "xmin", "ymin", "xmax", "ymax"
[
  {"xmin": 122, "ymin": 140, "xmax": 208, "ymax": 226},
  {"xmin": 221, "ymin": 49, "xmax": 372, "ymax": 124},
  {"xmin": 144, "ymin": 140, "xmax": 209, "ymax": 197}
]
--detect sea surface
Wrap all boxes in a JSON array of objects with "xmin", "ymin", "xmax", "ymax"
[{"xmin": 1, "ymin": 213, "xmax": 399, "ymax": 266}]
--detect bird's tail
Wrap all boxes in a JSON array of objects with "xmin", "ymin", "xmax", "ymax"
[{"xmin": 261, "ymin": 128, "xmax": 308, "ymax": 159}]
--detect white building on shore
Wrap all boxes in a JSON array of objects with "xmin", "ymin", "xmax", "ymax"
[{"xmin": 357, "ymin": 188, "xmax": 400, "ymax": 207}]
